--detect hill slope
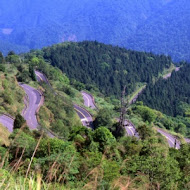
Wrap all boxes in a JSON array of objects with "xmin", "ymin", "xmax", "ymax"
[
  {"xmin": 127, "ymin": 0, "xmax": 190, "ymax": 61},
  {"xmin": 38, "ymin": 41, "xmax": 172, "ymax": 97}
]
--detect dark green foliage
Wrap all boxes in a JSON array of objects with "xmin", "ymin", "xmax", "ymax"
[
  {"xmin": 0, "ymin": 64, "xmax": 5, "ymax": 72},
  {"xmin": 13, "ymin": 114, "xmax": 26, "ymax": 130},
  {"xmin": 41, "ymin": 41, "xmax": 172, "ymax": 97},
  {"xmin": 16, "ymin": 70, "xmax": 31, "ymax": 82},
  {"xmin": 1, "ymin": 122, "xmax": 190, "ymax": 189},
  {"xmin": 139, "ymin": 64, "xmax": 190, "ymax": 117},
  {"xmin": 8, "ymin": 51, "xmax": 15, "ymax": 56},
  {"xmin": 137, "ymin": 124, "xmax": 154, "ymax": 140},
  {"xmin": 93, "ymin": 127, "xmax": 116, "ymax": 152},
  {"xmin": 29, "ymin": 65, "xmax": 36, "ymax": 81},
  {"xmin": 133, "ymin": 105, "xmax": 157, "ymax": 123},
  {"xmin": 93, "ymin": 109, "xmax": 113, "ymax": 130},
  {"xmin": 0, "ymin": 52, "xmax": 4, "ymax": 63},
  {"xmin": 127, "ymin": 0, "xmax": 190, "ymax": 62}
]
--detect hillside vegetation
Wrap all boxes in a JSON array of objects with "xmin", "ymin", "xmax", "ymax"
[
  {"xmin": 0, "ymin": 48, "xmax": 190, "ymax": 189},
  {"xmin": 39, "ymin": 41, "xmax": 172, "ymax": 97}
]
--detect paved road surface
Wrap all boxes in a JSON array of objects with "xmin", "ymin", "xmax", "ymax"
[
  {"xmin": 35, "ymin": 71, "xmax": 94, "ymax": 128},
  {"xmin": 157, "ymin": 128, "xmax": 180, "ymax": 149},
  {"xmin": 20, "ymin": 84, "xmax": 42, "ymax": 130},
  {"xmin": 81, "ymin": 91, "xmax": 96, "ymax": 109},
  {"xmin": 35, "ymin": 70, "xmax": 49, "ymax": 83},
  {"xmin": 124, "ymin": 120, "xmax": 139, "ymax": 138},
  {"xmin": 74, "ymin": 104, "xmax": 93, "ymax": 128},
  {"xmin": 0, "ymin": 115, "xmax": 14, "ymax": 132},
  {"xmin": 185, "ymin": 138, "xmax": 190, "ymax": 143}
]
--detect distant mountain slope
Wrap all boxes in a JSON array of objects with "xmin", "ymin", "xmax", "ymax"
[
  {"xmin": 0, "ymin": 1, "xmax": 168, "ymax": 53},
  {"xmin": 127, "ymin": 0, "xmax": 190, "ymax": 62},
  {"xmin": 0, "ymin": 0, "xmax": 189, "ymax": 61},
  {"xmin": 38, "ymin": 41, "xmax": 172, "ymax": 97}
]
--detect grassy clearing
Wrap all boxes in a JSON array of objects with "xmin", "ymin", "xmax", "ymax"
[
  {"xmin": 0, "ymin": 65, "xmax": 25, "ymax": 116},
  {"xmin": 160, "ymin": 64, "xmax": 176, "ymax": 78},
  {"xmin": 0, "ymin": 169, "xmax": 69, "ymax": 190},
  {"xmin": 128, "ymin": 83, "xmax": 146, "ymax": 103},
  {"xmin": 0, "ymin": 124, "xmax": 10, "ymax": 146}
]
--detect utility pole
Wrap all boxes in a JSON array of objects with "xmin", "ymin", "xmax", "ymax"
[{"xmin": 117, "ymin": 86, "xmax": 128, "ymax": 136}]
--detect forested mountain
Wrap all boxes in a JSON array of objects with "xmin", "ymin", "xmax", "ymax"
[
  {"xmin": 1, "ymin": 0, "xmax": 190, "ymax": 61},
  {"xmin": 1, "ymin": 51, "xmax": 190, "ymax": 189},
  {"xmin": 37, "ymin": 41, "xmax": 172, "ymax": 97},
  {"xmin": 138, "ymin": 64, "xmax": 190, "ymax": 117},
  {"xmin": 127, "ymin": 0, "xmax": 190, "ymax": 61}
]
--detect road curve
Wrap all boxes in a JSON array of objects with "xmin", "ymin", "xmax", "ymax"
[
  {"xmin": 156, "ymin": 128, "xmax": 180, "ymax": 149},
  {"xmin": 74, "ymin": 104, "xmax": 94, "ymax": 128},
  {"xmin": 81, "ymin": 91, "xmax": 96, "ymax": 109},
  {"xmin": 34, "ymin": 71, "xmax": 188, "ymax": 147},
  {"xmin": 35, "ymin": 70, "xmax": 49, "ymax": 83},
  {"xmin": 34, "ymin": 71, "xmax": 94, "ymax": 128},
  {"xmin": 20, "ymin": 84, "xmax": 43, "ymax": 130},
  {"xmin": 0, "ymin": 115, "xmax": 14, "ymax": 132},
  {"xmin": 124, "ymin": 120, "xmax": 139, "ymax": 138}
]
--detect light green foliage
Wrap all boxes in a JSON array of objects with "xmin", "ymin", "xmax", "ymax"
[
  {"xmin": 102, "ymin": 160, "xmax": 120, "ymax": 183},
  {"xmin": 93, "ymin": 127, "xmax": 116, "ymax": 151},
  {"xmin": 31, "ymin": 56, "xmax": 40, "ymax": 66},
  {"xmin": 9, "ymin": 130, "xmax": 36, "ymax": 157},
  {"xmin": 0, "ymin": 66, "xmax": 25, "ymax": 116},
  {"xmin": 134, "ymin": 105, "xmax": 157, "ymax": 123},
  {"xmin": 177, "ymin": 123, "xmax": 187, "ymax": 136}
]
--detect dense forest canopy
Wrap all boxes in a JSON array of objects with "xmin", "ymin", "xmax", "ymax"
[
  {"xmin": 0, "ymin": 0, "xmax": 190, "ymax": 61},
  {"xmin": 138, "ymin": 64, "xmax": 190, "ymax": 117},
  {"xmin": 39, "ymin": 41, "xmax": 172, "ymax": 97}
]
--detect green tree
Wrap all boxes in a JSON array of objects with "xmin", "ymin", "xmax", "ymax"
[
  {"xmin": 93, "ymin": 127, "xmax": 116, "ymax": 152},
  {"xmin": 13, "ymin": 114, "xmax": 26, "ymax": 130},
  {"xmin": 135, "ymin": 105, "xmax": 157, "ymax": 123},
  {"xmin": 94, "ymin": 109, "xmax": 113, "ymax": 129},
  {"xmin": 137, "ymin": 124, "xmax": 154, "ymax": 140},
  {"xmin": 0, "ymin": 64, "xmax": 5, "ymax": 72},
  {"xmin": 177, "ymin": 123, "xmax": 187, "ymax": 135},
  {"xmin": 29, "ymin": 65, "xmax": 36, "ymax": 81}
]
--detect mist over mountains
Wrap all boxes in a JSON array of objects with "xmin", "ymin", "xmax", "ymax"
[{"xmin": 0, "ymin": 0, "xmax": 189, "ymax": 61}]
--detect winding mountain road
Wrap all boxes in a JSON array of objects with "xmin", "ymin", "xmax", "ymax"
[
  {"xmin": 20, "ymin": 84, "xmax": 43, "ymax": 130},
  {"xmin": 0, "ymin": 84, "xmax": 43, "ymax": 132},
  {"xmin": 74, "ymin": 104, "xmax": 93, "ymax": 128},
  {"xmin": 33, "ymin": 70, "xmax": 190, "ymax": 148},
  {"xmin": 81, "ymin": 91, "xmax": 96, "ymax": 109},
  {"xmin": 157, "ymin": 128, "xmax": 180, "ymax": 149},
  {"xmin": 80, "ymin": 91, "xmax": 190, "ymax": 148},
  {"xmin": 34, "ymin": 71, "xmax": 94, "ymax": 128},
  {"xmin": 35, "ymin": 70, "xmax": 49, "ymax": 83},
  {"xmin": 163, "ymin": 67, "xmax": 180, "ymax": 79}
]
